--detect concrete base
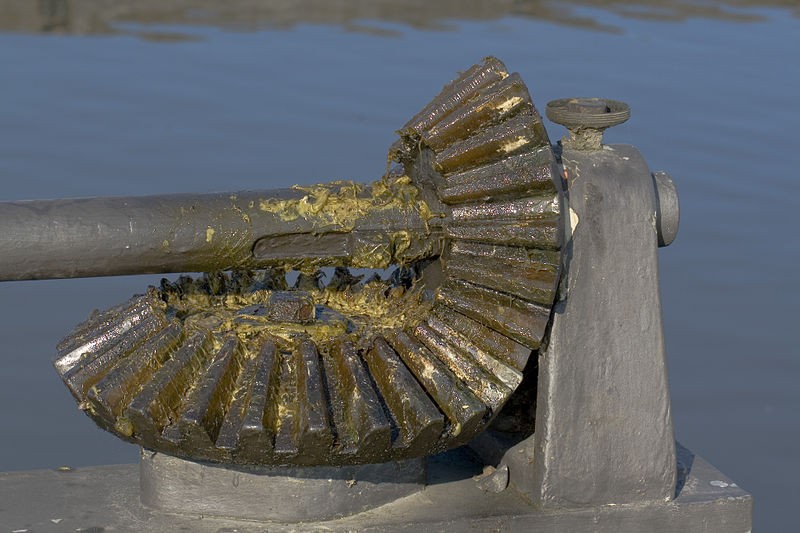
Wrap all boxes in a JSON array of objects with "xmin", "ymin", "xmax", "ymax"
[{"xmin": 0, "ymin": 444, "xmax": 751, "ymax": 533}]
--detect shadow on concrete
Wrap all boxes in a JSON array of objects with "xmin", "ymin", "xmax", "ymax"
[
  {"xmin": 427, "ymin": 446, "xmax": 485, "ymax": 485},
  {"xmin": 675, "ymin": 441, "xmax": 696, "ymax": 499}
]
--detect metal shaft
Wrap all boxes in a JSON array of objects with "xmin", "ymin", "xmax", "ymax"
[{"xmin": 0, "ymin": 178, "xmax": 441, "ymax": 281}]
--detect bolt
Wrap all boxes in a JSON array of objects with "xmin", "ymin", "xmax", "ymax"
[
  {"xmin": 545, "ymin": 97, "xmax": 630, "ymax": 151},
  {"xmin": 268, "ymin": 291, "xmax": 316, "ymax": 323},
  {"xmin": 237, "ymin": 291, "xmax": 316, "ymax": 323}
]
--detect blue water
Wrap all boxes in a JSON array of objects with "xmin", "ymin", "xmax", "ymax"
[{"xmin": 1, "ymin": 5, "xmax": 798, "ymax": 530}]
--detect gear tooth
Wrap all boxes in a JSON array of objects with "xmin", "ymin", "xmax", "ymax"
[
  {"xmin": 437, "ymin": 279, "xmax": 550, "ymax": 350},
  {"xmin": 413, "ymin": 323, "xmax": 509, "ymax": 411},
  {"xmin": 61, "ymin": 309, "xmax": 170, "ymax": 400},
  {"xmin": 443, "ymin": 241, "xmax": 560, "ymax": 306},
  {"xmin": 157, "ymin": 337, "xmax": 245, "ymax": 461},
  {"xmin": 227, "ymin": 270, "xmax": 254, "ymax": 293},
  {"xmin": 431, "ymin": 305, "xmax": 531, "ymax": 373},
  {"xmin": 86, "ymin": 322, "xmax": 183, "ymax": 432},
  {"xmin": 323, "ymin": 339, "xmax": 392, "ymax": 459},
  {"xmin": 445, "ymin": 216, "xmax": 561, "ymax": 249},
  {"xmin": 124, "ymin": 332, "xmax": 214, "ymax": 450},
  {"xmin": 175, "ymin": 274, "xmax": 195, "ymax": 295},
  {"xmin": 294, "ymin": 270, "xmax": 324, "ymax": 291},
  {"xmin": 327, "ymin": 267, "xmax": 363, "ymax": 292},
  {"xmin": 433, "ymin": 115, "xmax": 550, "ymax": 175},
  {"xmin": 199, "ymin": 271, "xmax": 227, "ymax": 295},
  {"xmin": 386, "ymin": 330, "xmax": 486, "ymax": 444},
  {"xmin": 250, "ymin": 267, "xmax": 288, "ymax": 291},
  {"xmin": 233, "ymin": 337, "xmax": 280, "ymax": 463},
  {"xmin": 362, "ymin": 336, "xmax": 445, "ymax": 455},
  {"xmin": 291, "ymin": 339, "xmax": 334, "ymax": 461},
  {"xmin": 426, "ymin": 308, "xmax": 523, "ymax": 390},
  {"xmin": 439, "ymin": 147, "xmax": 557, "ymax": 205},
  {"xmin": 402, "ymin": 56, "xmax": 509, "ymax": 136},
  {"xmin": 55, "ymin": 294, "xmax": 155, "ymax": 369},
  {"xmin": 422, "ymin": 73, "xmax": 533, "ymax": 152},
  {"xmin": 159, "ymin": 277, "xmax": 174, "ymax": 294}
]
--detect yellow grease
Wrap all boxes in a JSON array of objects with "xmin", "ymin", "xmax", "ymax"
[
  {"xmin": 350, "ymin": 234, "xmax": 392, "ymax": 269},
  {"xmin": 258, "ymin": 176, "xmax": 433, "ymax": 231},
  {"xmin": 391, "ymin": 231, "xmax": 412, "ymax": 260},
  {"xmin": 317, "ymin": 281, "xmax": 432, "ymax": 336},
  {"xmin": 501, "ymin": 136, "xmax": 530, "ymax": 153},
  {"xmin": 164, "ymin": 280, "xmax": 432, "ymax": 353},
  {"xmin": 115, "ymin": 416, "xmax": 134, "ymax": 437},
  {"xmin": 496, "ymin": 96, "xmax": 523, "ymax": 113},
  {"xmin": 206, "ymin": 228, "xmax": 215, "ymax": 242}
]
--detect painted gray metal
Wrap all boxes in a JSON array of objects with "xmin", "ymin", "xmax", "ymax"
[
  {"xmin": 140, "ymin": 449, "xmax": 426, "ymax": 522},
  {"xmin": 0, "ymin": 188, "xmax": 435, "ymax": 280},
  {"xmin": 519, "ymin": 144, "xmax": 677, "ymax": 507}
]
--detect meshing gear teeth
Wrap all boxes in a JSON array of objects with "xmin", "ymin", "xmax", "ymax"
[{"xmin": 53, "ymin": 57, "xmax": 563, "ymax": 466}]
